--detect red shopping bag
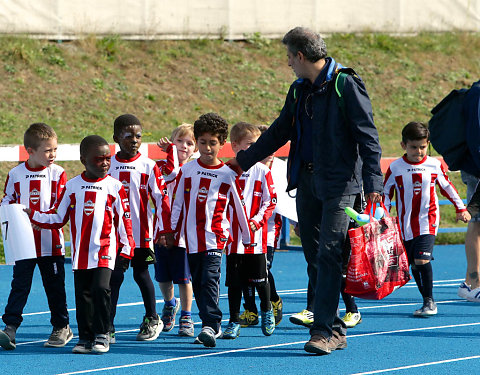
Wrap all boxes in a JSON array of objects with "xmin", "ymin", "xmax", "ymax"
[{"xmin": 344, "ymin": 202, "xmax": 411, "ymax": 300}]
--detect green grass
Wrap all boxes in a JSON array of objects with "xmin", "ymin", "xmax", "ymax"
[{"xmin": 1, "ymin": 32, "xmax": 479, "ymax": 262}]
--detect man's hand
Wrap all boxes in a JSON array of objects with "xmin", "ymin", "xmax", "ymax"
[
  {"xmin": 23, "ymin": 208, "xmax": 32, "ymax": 216},
  {"xmin": 456, "ymin": 211, "xmax": 471, "ymax": 223},
  {"xmin": 226, "ymin": 158, "xmax": 243, "ymax": 175},
  {"xmin": 365, "ymin": 192, "xmax": 382, "ymax": 204}
]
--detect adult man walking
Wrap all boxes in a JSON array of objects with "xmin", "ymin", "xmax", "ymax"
[{"xmin": 231, "ymin": 27, "xmax": 383, "ymax": 355}]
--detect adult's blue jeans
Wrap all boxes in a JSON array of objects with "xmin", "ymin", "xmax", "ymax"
[{"xmin": 296, "ymin": 166, "xmax": 355, "ymax": 338}]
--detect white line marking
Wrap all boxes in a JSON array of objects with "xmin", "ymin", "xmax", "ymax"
[
  {"xmin": 55, "ymin": 321, "xmax": 480, "ymax": 375},
  {"xmin": 349, "ymin": 355, "xmax": 480, "ymax": 375}
]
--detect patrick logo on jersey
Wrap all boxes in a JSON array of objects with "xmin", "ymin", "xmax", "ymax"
[{"xmin": 84, "ymin": 200, "xmax": 95, "ymax": 216}]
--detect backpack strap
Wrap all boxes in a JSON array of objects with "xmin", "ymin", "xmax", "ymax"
[{"xmin": 335, "ymin": 71, "xmax": 347, "ymax": 120}]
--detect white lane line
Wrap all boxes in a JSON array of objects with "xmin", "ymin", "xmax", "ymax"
[
  {"xmin": 55, "ymin": 321, "xmax": 480, "ymax": 375},
  {"xmin": 349, "ymin": 355, "xmax": 480, "ymax": 375}
]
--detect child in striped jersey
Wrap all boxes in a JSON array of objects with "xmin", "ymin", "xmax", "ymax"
[
  {"xmin": 0, "ymin": 123, "xmax": 72, "ymax": 351},
  {"xmin": 384, "ymin": 122, "xmax": 470, "ymax": 317},
  {"xmin": 154, "ymin": 124, "xmax": 196, "ymax": 337},
  {"xmin": 170, "ymin": 113, "xmax": 252, "ymax": 348},
  {"xmin": 239, "ymin": 124, "xmax": 283, "ymax": 329},
  {"xmin": 222, "ymin": 122, "xmax": 277, "ymax": 340},
  {"xmin": 28, "ymin": 135, "xmax": 135, "ymax": 354},
  {"xmin": 108, "ymin": 114, "xmax": 172, "ymax": 343}
]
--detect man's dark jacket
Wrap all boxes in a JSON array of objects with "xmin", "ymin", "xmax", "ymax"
[{"xmin": 236, "ymin": 57, "xmax": 383, "ymax": 199}]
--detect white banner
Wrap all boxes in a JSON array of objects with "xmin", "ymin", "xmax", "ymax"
[
  {"xmin": 0, "ymin": 204, "xmax": 37, "ymax": 265},
  {"xmin": 0, "ymin": 0, "xmax": 479, "ymax": 39}
]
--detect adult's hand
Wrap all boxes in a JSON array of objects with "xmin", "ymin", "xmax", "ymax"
[
  {"xmin": 365, "ymin": 192, "xmax": 382, "ymax": 204},
  {"xmin": 226, "ymin": 158, "xmax": 243, "ymax": 175}
]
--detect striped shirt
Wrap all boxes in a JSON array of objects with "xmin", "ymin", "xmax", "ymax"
[
  {"xmin": 227, "ymin": 163, "xmax": 277, "ymax": 255},
  {"xmin": 31, "ymin": 173, "xmax": 135, "ymax": 270},
  {"xmin": 171, "ymin": 159, "xmax": 251, "ymax": 253},
  {"xmin": 383, "ymin": 155, "xmax": 466, "ymax": 241},
  {"xmin": 2, "ymin": 161, "xmax": 66, "ymax": 257}
]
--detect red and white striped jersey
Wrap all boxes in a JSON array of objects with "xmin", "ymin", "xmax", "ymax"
[
  {"xmin": 31, "ymin": 173, "xmax": 135, "ymax": 270},
  {"xmin": 227, "ymin": 163, "xmax": 277, "ymax": 255},
  {"xmin": 1, "ymin": 161, "xmax": 66, "ymax": 257},
  {"xmin": 109, "ymin": 152, "xmax": 171, "ymax": 248},
  {"xmin": 267, "ymin": 213, "xmax": 283, "ymax": 249},
  {"xmin": 171, "ymin": 159, "xmax": 252, "ymax": 254},
  {"xmin": 383, "ymin": 155, "xmax": 467, "ymax": 241}
]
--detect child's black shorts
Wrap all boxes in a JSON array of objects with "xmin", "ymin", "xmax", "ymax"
[
  {"xmin": 225, "ymin": 253, "xmax": 268, "ymax": 287},
  {"xmin": 403, "ymin": 234, "xmax": 436, "ymax": 263},
  {"xmin": 131, "ymin": 247, "xmax": 156, "ymax": 268}
]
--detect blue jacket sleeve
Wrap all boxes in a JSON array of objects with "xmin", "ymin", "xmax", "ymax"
[{"xmin": 236, "ymin": 84, "xmax": 296, "ymax": 171}]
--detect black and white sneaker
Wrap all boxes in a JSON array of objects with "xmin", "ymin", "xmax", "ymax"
[
  {"xmin": 413, "ymin": 297, "xmax": 437, "ymax": 317},
  {"xmin": 92, "ymin": 334, "xmax": 110, "ymax": 354},
  {"xmin": 136, "ymin": 315, "xmax": 163, "ymax": 341},
  {"xmin": 195, "ymin": 326, "xmax": 222, "ymax": 347},
  {"xmin": 44, "ymin": 324, "xmax": 73, "ymax": 347}
]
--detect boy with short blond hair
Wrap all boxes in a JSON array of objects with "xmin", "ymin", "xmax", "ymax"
[
  {"xmin": 170, "ymin": 113, "xmax": 252, "ymax": 348},
  {"xmin": 223, "ymin": 122, "xmax": 277, "ymax": 340},
  {"xmin": 154, "ymin": 124, "xmax": 196, "ymax": 336},
  {"xmin": 0, "ymin": 123, "xmax": 72, "ymax": 351}
]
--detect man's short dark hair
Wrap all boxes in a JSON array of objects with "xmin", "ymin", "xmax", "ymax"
[
  {"xmin": 114, "ymin": 114, "xmax": 142, "ymax": 136},
  {"xmin": 80, "ymin": 135, "xmax": 109, "ymax": 158},
  {"xmin": 24, "ymin": 123, "xmax": 57, "ymax": 150},
  {"xmin": 193, "ymin": 113, "xmax": 229, "ymax": 144},
  {"xmin": 282, "ymin": 27, "xmax": 327, "ymax": 63},
  {"xmin": 401, "ymin": 122, "xmax": 430, "ymax": 144}
]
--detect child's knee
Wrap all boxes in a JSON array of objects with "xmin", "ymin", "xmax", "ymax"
[{"xmin": 414, "ymin": 259, "xmax": 430, "ymax": 266}]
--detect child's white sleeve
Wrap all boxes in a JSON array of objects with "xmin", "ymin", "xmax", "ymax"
[
  {"xmin": 1, "ymin": 172, "xmax": 16, "ymax": 205},
  {"xmin": 249, "ymin": 170, "xmax": 277, "ymax": 230},
  {"xmin": 114, "ymin": 185, "xmax": 135, "ymax": 258},
  {"xmin": 170, "ymin": 169, "xmax": 185, "ymax": 231},
  {"xmin": 31, "ymin": 186, "xmax": 71, "ymax": 229},
  {"xmin": 383, "ymin": 167, "xmax": 395, "ymax": 213},
  {"xmin": 436, "ymin": 163, "xmax": 467, "ymax": 212},
  {"xmin": 149, "ymin": 164, "xmax": 172, "ymax": 235}
]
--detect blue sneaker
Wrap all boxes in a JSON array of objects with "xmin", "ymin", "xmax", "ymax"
[
  {"xmin": 161, "ymin": 298, "xmax": 180, "ymax": 332},
  {"xmin": 222, "ymin": 322, "xmax": 240, "ymax": 339},
  {"xmin": 261, "ymin": 308, "xmax": 275, "ymax": 336}
]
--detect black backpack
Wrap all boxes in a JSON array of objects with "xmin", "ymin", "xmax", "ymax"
[{"xmin": 429, "ymin": 80, "xmax": 480, "ymax": 177}]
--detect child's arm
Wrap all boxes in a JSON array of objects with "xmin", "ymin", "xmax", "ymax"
[
  {"xmin": 149, "ymin": 164, "xmax": 173, "ymax": 236},
  {"xmin": 230, "ymin": 177, "xmax": 252, "ymax": 246},
  {"xmin": 156, "ymin": 140, "xmax": 180, "ymax": 183},
  {"xmin": 1, "ymin": 171, "xmax": 18, "ymax": 205},
  {"xmin": 114, "ymin": 185, "xmax": 135, "ymax": 259},
  {"xmin": 249, "ymin": 170, "xmax": 277, "ymax": 232},
  {"xmin": 29, "ymin": 187, "xmax": 71, "ymax": 229},
  {"xmin": 382, "ymin": 167, "xmax": 396, "ymax": 213},
  {"xmin": 170, "ymin": 169, "xmax": 185, "ymax": 233},
  {"xmin": 436, "ymin": 164, "xmax": 469, "ymax": 220}
]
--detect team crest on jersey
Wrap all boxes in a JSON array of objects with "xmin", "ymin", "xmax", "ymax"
[
  {"xmin": 413, "ymin": 181, "xmax": 422, "ymax": 195},
  {"xmin": 30, "ymin": 188, "xmax": 40, "ymax": 205},
  {"xmin": 84, "ymin": 200, "xmax": 95, "ymax": 216},
  {"xmin": 121, "ymin": 180, "xmax": 130, "ymax": 193},
  {"xmin": 198, "ymin": 187, "xmax": 208, "ymax": 202}
]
